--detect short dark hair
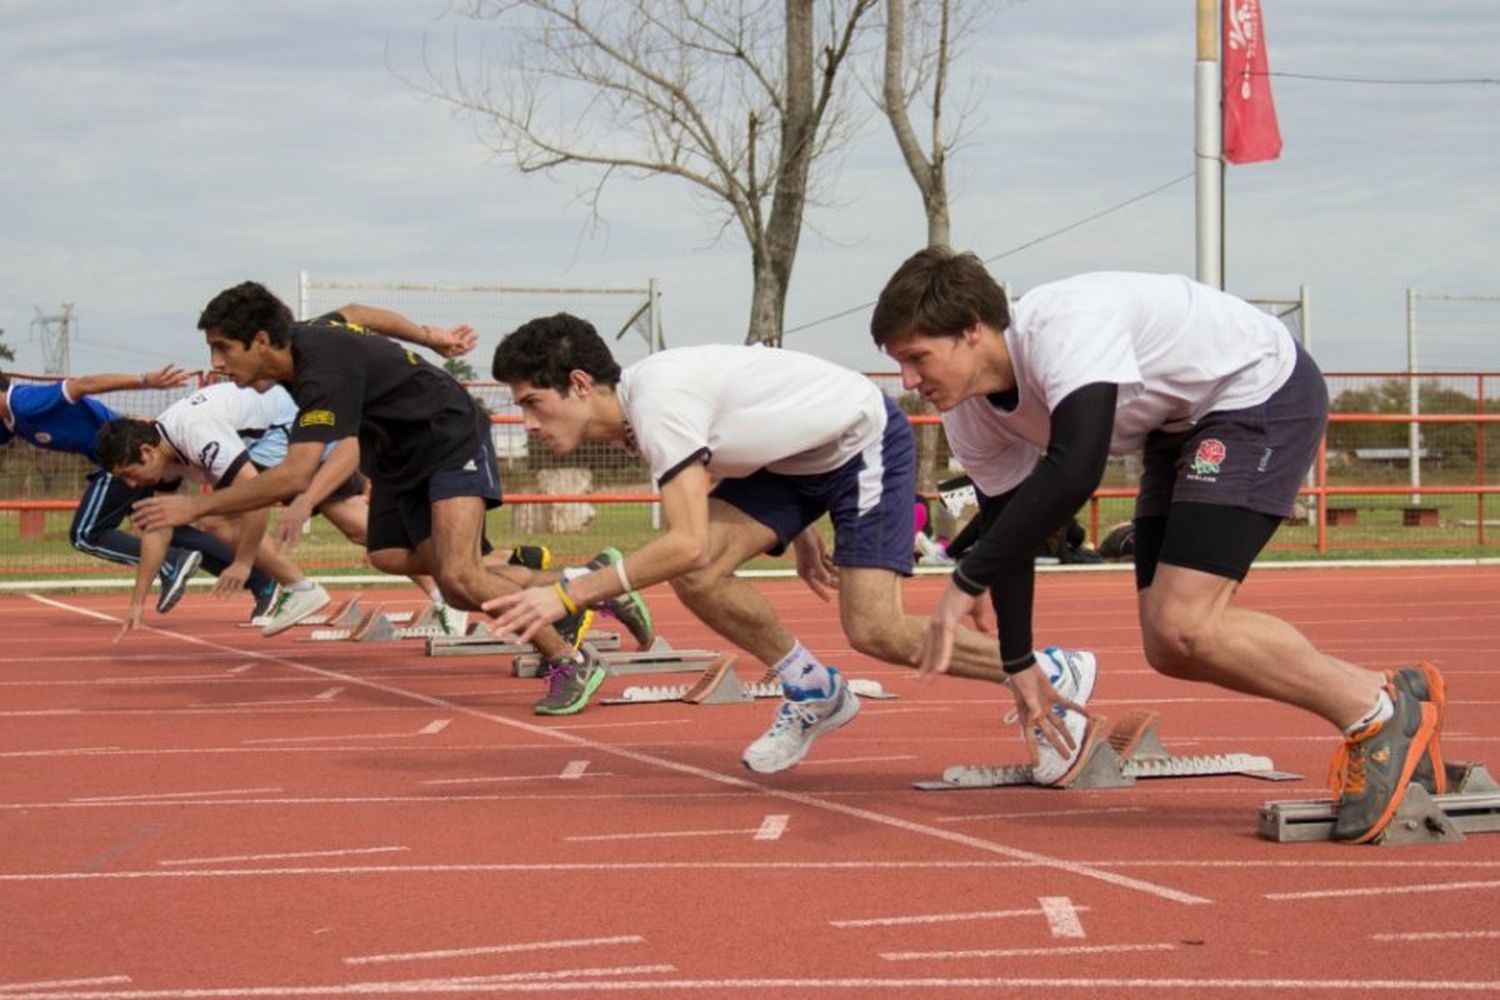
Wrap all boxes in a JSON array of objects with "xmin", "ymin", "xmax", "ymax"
[
  {"xmin": 198, "ymin": 281, "xmax": 295, "ymax": 348},
  {"xmin": 96, "ymin": 419, "xmax": 160, "ymax": 470},
  {"xmin": 491, "ymin": 313, "xmax": 622, "ymax": 392},
  {"xmin": 0, "ymin": 373, "xmax": 10, "ymax": 393},
  {"xmin": 870, "ymin": 246, "xmax": 1010, "ymax": 347}
]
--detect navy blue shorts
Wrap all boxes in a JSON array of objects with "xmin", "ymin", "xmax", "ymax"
[
  {"xmin": 1135, "ymin": 343, "xmax": 1327, "ymax": 520},
  {"xmin": 710, "ymin": 397, "xmax": 915, "ymax": 575},
  {"xmin": 367, "ymin": 433, "xmax": 502, "ymax": 552}
]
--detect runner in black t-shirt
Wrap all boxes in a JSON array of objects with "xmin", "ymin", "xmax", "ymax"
[{"xmin": 132, "ymin": 281, "xmax": 599, "ymax": 685}]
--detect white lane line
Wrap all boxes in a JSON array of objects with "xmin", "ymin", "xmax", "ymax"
[
  {"xmin": 316, "ymin": 687, "xmax": 344, "ymax": 700},
  {"xmin": 0, "ymin": 976, "xmax": 131, "ymax": 991},
  {"xmin": 1039, "ymin": 896, "xmax": 1086, "ymax": 938},
  {"xmin": 565, "ymin": 822, "xmax": 783, "ymax": 843},
  {"xmin": 938, "ymin": 807, "xmax": 1148, "ymax": 823},
  {"xmin": 830, "ymin": 904, "xmax": 1090, "ymax": 929},
  {"xmin": 754, "ymin": 814, "xmax": 790, "ymax": 841},
  {"xmin": 420, "ymin": 771, "xmax": 619, "ymax": 786},
  {"xmin": 882, "ymin": 942, "xmax": 1177, "ymax": 961},
  {"xmin": 8, "ymin": 973, "xmax": 1499, "ymax": 995},
  {"xmin": 1267, "ymin": 880, "xmax": 1500, "ymax": 901},
  {"xmin": 0, "ymin": 747, "xmax": 123, "ymax": 758},
  {"xmin": 70, "ymin": 787, "xmax": 282, "ymax": 804},
  {"xmin": 1372, "ymin": 930, "xmax": 1500, "ymax": 941},
  {"xmin": 559, "ymin": 760, "xmax": 590, "ymax": 779},
  {"xmin": 425, "ymin": 964, "xmax": 676, "ymax": 983},
  {"xmin": 31, "ymin": 593, "xmax": 1213, "ymax": 906},
  {"xmin": 227, "ymin": 663, "xmax": 255, "ymax": 674},
  {"xmin": 242, "ymin": 720, "xmax": 450, "ymax": 744},
  {"xmin": 343, "ymin": 934, "xmax": 646, "ymax": 965},
  {"xmin": 158, "ymin": 847, "xmax": 409, "ymax": 867}
]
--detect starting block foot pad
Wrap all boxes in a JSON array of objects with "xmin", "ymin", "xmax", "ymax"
[
  {"xmin": 1259, "ymin": 762, "xmax": 1500, "ymax": 845},
  {"xmin": 914, "ymin": 711, "xmax": 1297, "ymax": 791}
]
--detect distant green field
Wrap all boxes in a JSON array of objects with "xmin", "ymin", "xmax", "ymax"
[{"xmin": 5, "ymin": 496, "xmax": 1496, "ymax": 588}]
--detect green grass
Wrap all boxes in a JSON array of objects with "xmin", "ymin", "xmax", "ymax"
[{"xmin": 5, "ymin": 496, "xmax": 1497, "ymax": 586}]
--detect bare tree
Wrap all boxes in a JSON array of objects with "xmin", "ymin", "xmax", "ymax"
[
  {"xmin": 876, "ymin": 0, "xmax": 991, "ymax": 248},
  {"xmin": 417, "ymin": 0, "xmax": 879, "ymax": 345}
]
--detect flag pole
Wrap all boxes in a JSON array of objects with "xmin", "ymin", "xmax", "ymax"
[{"xmin": 1194, "ymin": 0, "xmax": 1223, "ymax": 288}]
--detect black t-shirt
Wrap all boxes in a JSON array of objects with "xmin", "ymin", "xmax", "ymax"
[{"xmin": 284, "ymin": 314, "xmax": 487, "ymax": 491}]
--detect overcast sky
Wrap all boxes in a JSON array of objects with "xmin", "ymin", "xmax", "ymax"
[{"xmin": 3, "ymin": 1, "xmax": 1497, "ymax": 382}]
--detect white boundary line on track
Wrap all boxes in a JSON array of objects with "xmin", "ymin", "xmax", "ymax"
[
  {"xmin": 158, "ymin": 847, "xmax": 409, "ymax": 867},
  {"xmin": 343, "ymin": 935, "xmax": 647, "ymax": 966},
  {"xmin": 21, "ymin": 593, "xmax": 1211, "ymax": 906},
  {"xmin": 6, "ymin": 556, "xmax": 1500, "ymax": 591},
  {"xmin": 1, "ymin": 974, "xmax": 1498, "ymax": 996}
]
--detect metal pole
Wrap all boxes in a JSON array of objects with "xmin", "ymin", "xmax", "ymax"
[
  {"xmin": 1407, "ymin": 288, "xmax": 1421, "ymax": 504},
  {"xmin": 1195, "ymin": 0, "xmax": 1223, "ymax": 288},
  {"xmin": 647, "ymin": 278, "xmax": 663, "ymax": 353}
]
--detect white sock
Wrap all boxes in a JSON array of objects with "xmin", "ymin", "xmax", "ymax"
[
  {"xmin": 428, "ymin": 588, "xmax": 445, "ymax": 606},
  {"xmin": 562, "ymin": 567, "xmax": 587, "ymax": 583},
  {"xmin": 773, "ymin": 641, "xmax": 831, "ymax": 696},
  {"xmin": 1344, "ymin": 688, "xmax": 1394, "ymax": 737},
  {"xmin": 288, "ymin": 579, "xmax": 315, "ymax": 592}
]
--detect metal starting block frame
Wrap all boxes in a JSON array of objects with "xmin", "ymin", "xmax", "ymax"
[
  {"xmin": 300, "ymin": 603, "xmax": 469, "ymax": 643},
  {"xmin": 601, "ymin": 657, "xmax": 900, "ymax": 707},
  {"xmin": 914, "ymin": 710, "xmax": 1299, "ymax": 791},
  {"xmin": 512, "ymin": 636, "xmax": 721, "ymax": 679},
  {"xmin": 243, "ymin": 596, "xmax": 370, "ymax": 630},
  {"xmin": 1259, "ymin": 761, "xmax": 1500, "ymax": 846},
  {"xmin": 426, "ymin": 629, "xmax": 622, "ymax": 658}
]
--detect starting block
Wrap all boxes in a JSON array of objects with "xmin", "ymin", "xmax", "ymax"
[
  {"xmin": 427, "ymin": 629, "xmax": 622, "ymax": 657},
  {"xmin": 301, "ymin": 603, "xmax": 469, "ymax": 643},
  {"xmin": 512, "ymin": 636, "xmax": 720, "ymax": 679},
  {"xmin": 243, "ymin": 596, "xmax": 366, "ymax": 630},
  {"xmin": 1259, "ymin": 761, "xmax": 1500, "ymax": 846},
  {"xmin": 914, "ymin": 710, "xmax": 1299, "ymax": 791},
  {"xmin": 603, "ymin": 659, "xmax": 898, "ymax": 706}
]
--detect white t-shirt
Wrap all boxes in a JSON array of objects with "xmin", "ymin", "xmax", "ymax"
[
  {"xmin": 154, "ymin": 383, "xmax": 298, "ymax": 488},
  {"xmin": 943, "ymin": 272, "xmax": 1298, "ymax": 495},
  {"xmin": 616, "ymin": 344, "xmax": 888, "ymax": 482}
]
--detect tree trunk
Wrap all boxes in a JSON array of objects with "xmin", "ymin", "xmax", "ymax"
[{"xmin": 744, "ymin": 0, "xmax": 816, "ymax": 347}]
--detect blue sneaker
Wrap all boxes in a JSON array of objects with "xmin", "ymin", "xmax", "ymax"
[{"xmin": 156, "ymin": 550, "xmax": 203, "ymax": 614}]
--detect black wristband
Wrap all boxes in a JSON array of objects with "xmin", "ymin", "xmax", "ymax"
[{"xmin": 1002, "ymin": 651, "xmax": 1037, "ymax": 675}]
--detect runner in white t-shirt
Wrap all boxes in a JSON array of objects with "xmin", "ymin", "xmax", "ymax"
[
  {"xmin": 484, "ymin": 314, "xmax": 1011, "ymax": 772},
  {"xmin": 96, "ymin": 382, "xmax": 335, "ymax": 635},
  {"xmin": 871, "ymin": 247, "xmax": 1444, "ymax": 844}
]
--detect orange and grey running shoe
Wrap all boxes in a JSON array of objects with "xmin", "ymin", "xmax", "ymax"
[
  {"xmin": 1329, "ymin": 682, "xmax": 1438, "ymax": 844},
  {"xmin": 1388, "ymin": 662, "xmax": 1447, "ymax": 794}
]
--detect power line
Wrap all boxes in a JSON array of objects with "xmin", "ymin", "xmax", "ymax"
[
  {"xmin": 1266, "ymin": 70, "xmax": 1499, "ymax": 87},
  {"xmin": 783, "ymin": 171, "xmax": 1195, "ymax": 337}
]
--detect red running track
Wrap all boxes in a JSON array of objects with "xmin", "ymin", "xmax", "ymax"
[{"xmin": 1, "ymin": 564, "xmax": 1498, "ymax": 997}]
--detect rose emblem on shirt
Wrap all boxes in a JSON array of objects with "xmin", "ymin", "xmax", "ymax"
[{"xmin": 1192, "ymin": 438, "xmax": 1226, "ymax": 475}]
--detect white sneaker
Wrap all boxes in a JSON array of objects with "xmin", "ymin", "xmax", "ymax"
[
  {"xmin": 743, "ymin": 669, "xmax": 860, "ymax": 774},
  {"xmin": 260, "ymin": 583, "xmax": 332, "ymax": 637},
  {"xmin": 1029, "ymin": 647, "xmax": 1099, "ymax": 787}
]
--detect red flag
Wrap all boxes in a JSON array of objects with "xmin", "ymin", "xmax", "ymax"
[{"xmin": 1222, "ymin": 0, "xmax": 1282, "ymax": 164}]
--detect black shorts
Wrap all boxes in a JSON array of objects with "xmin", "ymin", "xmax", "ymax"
[
  {"xmin": 251, "ymin": 461, "xmax": 365, "ymax": 508},
  {"xmin": 1132, "ymin": 343, "xmax": 1326, "ymax": 588},
  {"xmin": 366, "ymin": 433, "xmax": 502, "ymax": 552},
  {"xmin": 321, "ymin": 470, "xmax": 367, "ymax": 505}
]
